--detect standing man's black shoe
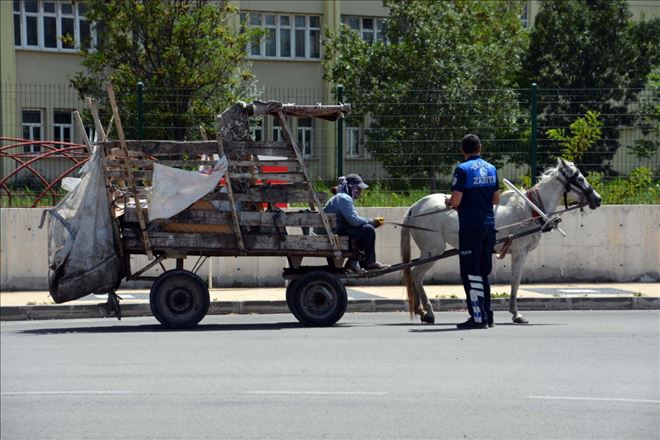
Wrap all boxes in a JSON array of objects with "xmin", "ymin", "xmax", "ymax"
[{"xmin": 456, "ymin": 318, "xmax": 488, "ymax": 330}]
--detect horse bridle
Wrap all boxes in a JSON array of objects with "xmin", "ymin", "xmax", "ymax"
[{"xmin": 557, "ymin": 165, "xmax": 595, "ymax": 210}]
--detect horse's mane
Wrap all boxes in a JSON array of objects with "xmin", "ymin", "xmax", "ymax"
[{"xmin": 499, "ymin": 160, "xmax": 574, "ymax": 201}]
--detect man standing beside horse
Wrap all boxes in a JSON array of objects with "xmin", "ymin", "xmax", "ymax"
[{"xmin": 445, "ymin": 134, "xmax": 500, "ymax": 329}]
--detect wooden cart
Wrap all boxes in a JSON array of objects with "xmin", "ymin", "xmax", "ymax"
[{"xmin": 99, "ymin": 101, "xmax": 360, "ymax": 329}]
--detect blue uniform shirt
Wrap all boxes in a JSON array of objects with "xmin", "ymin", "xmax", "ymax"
[{"xmin": 451, "ymin": 155, "xmax": 498, "ymax": 229}]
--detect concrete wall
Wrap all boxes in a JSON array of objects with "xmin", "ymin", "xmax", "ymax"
[{"xmin": 1, "ymin": 205, "xmax": 658, "ymax": 291}]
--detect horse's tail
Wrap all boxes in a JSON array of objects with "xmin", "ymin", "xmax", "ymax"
[{"xmin": 401, "ymin": 208, "xmax": 416, "ymax": 319}]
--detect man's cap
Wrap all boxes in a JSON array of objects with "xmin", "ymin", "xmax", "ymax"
[{"xmin": 346, "ymin": 173, "xmax": 369, "ymax": 189}]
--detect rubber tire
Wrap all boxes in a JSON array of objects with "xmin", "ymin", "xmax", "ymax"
[
  {"xmin": 290, "ymin": 271, "xmax": 347, "ymax": 327},
  {"xmin": 285, "ymin": 280, "xmax": 304, "ymax": 322},
  {"xmin": 150, "ymin": 270, "xmax": 210, "ymax": 329}
]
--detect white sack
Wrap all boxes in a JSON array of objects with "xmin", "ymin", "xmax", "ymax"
[{"xmin": 148, "ymin": 156, "xmax": 228, "ymax": 220}]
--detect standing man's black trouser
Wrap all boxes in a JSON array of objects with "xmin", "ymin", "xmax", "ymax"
[{"xmin": 458, "ymin": 226, "xmax": 496, "ymax": 324}]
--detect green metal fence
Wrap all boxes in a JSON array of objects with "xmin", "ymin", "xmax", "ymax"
[{"xmin": 1, "ymin": 81, "xmax": 658, "ymax": 206}]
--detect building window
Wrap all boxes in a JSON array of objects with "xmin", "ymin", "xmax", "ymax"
[
  {"xmin": 250, "ymin": 119, "xmax": 263, "ymax": 142},
  {"xmin": 53, "ymin": 110, "xmax": 73, "ymax": 143},
  {"xmin": 242, "ymin": 11, "xmax": 321, "ymax": 59},
  {"xmin": 520, "ymin": 3, "xmax": 529, "ymax": 28},
  {"xmin": 14, "ymin": 0, "xmax": 95, "ymax": 51},
  {"xmin": 22, "ymin": 110, "xmax": 42, "ymax": 153},
  {"xmin": 272, "ymin": 117, "xmax": 283, "ymax": 141},
  {"xmin": 341, "ymin": 15, "xmax": 386, "ymax": 43},
  {"xmin": 347, "ymin": 123, "xmax": 360, "ymax": 157},
  {"xmin": 297, "ymin": 118, "xmax": 313, "ymax": 157}
]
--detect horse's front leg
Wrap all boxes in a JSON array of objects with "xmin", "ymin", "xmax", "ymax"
[{"xmin": 509, "ymin": 251, "xmax": 529, "ymax": 324}]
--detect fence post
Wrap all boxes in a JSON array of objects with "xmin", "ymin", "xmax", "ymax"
[
  {"xmin": 336, "ymin": 84, "xmax": 344, "ymax": 178},
  {"xmin": 530, "ymin": 83, "xmax": 538, "ymax": 185},
  {"xmin": 137, "ymin": 81, "xmax": 144, "ymax": 140}
]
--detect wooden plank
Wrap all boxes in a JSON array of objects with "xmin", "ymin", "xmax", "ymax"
[
  {"xmin": 121, "ymin": 230, "xmax": 350, "ymax": 255},
  {"xmin": 97, "ymin": 140, "xmax": 293, "ymax": 157},
  {"xmin": 205, "ymin": 184, "xmax": 328, "ymax": 204},
  {"xmin": 125, "ymin": 208, "xmax": 338, "ymax": 228}
]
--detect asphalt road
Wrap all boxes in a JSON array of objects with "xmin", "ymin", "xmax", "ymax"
[{"xmin": 1, "ymin": 311, "xmax": 659, "ymax": 440}]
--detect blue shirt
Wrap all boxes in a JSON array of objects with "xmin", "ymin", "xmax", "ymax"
[
  {"xmin": 323, "ymin": 192, "xmax": 371, "ymax": 231},
  {"xmin": 451, "ymin": 155, "xmax": 498, "ymax": 229}
]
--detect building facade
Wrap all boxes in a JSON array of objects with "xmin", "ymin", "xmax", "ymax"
[{"xmin": 1, "ymin": 0, "xmax": 658, "ymax": 182}]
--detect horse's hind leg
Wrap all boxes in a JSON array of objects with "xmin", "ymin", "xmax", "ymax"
[
  {"xmin": 411, "ymin": 261, "xmax": 436, "ymax": 324},
  {"xmin": 510, "ymin": 251, "xmax": 530, "ymax": 324}
]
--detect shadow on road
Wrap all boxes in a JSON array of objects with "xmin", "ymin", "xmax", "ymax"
[{"xmin": 17, "ymin": 322, "xmax": 310, "ymax": 334}]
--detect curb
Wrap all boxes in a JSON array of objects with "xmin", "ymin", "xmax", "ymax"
[{"xmin": 1, "ymin": 297, "xmax": 658, "ymax": 322}]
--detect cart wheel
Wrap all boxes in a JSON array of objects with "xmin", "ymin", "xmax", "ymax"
[
  {"xmin": 286, "ymin": 280, "xmax": 304, "ymax": 322},
  {"xmin": 290, "ymin": 271, "xmax": 347, "ymax": 327},
  {"xmin": 150, "ymin": 270, "xmax": 210, "ymax": 329}
]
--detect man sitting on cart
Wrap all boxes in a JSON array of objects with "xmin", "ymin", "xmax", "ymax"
[{"xmin": 323, "ymin": 174, "xmax": 390, "ymax": 273}]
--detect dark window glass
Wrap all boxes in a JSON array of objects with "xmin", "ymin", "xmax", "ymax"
[
  {"xmin": 24, "ymin": 1, "xmax": 38, "ymax": 13},
  {"xmin": 14, "ymin": 14, "xmax": 21, "ymax": 45},
  {"xmin": 294, "ymin": 16, "xmax": 305, "ymax": 28},
  {"xmin": 26, "ymin": 16, "xmax": 38, "ymax": 46},
  {"xmin": 80, "ymin": 20, "xmax": 91, "ymax": 49},
  {"xmin": 79, "ymin": 3, "xmax": 88, "ymax": 15},
  {"xmin": 54, "ymin": 111, "xmax": 71, "ymax": 124},
  {"xmin": 265, "ymin": 28, "xmax": 276, "ymax": 56},
  {"xmin": 44, "ymin": 1, "xmax": 55, "ymax": 13},
  {"xmin": 309, "ymin": 16, "xmax": 320, "ymax": 28},
  {"xmin": 309, "ymin": 29, "xmax": 320, "ymax": 58},
  {"xmin": 280, "ymin": 16, "xmax": 289, "ymax": 26},
  {"xmin": 61, "ymin": 3, "xmax": 73, "ymax": 14},
  {"xmin": 44, "ymin": 16, "xmax": 57, "ymax": 48},
  {"xmin": 13, "ymin": 1, "xmax": 20, "ymax": 12},
  {"xmin": 23, "ymin": 111, "xmax": 41, "ymax": 123},
  {"xmin": 280, "ymin": 28, "xmax": 291, "ymax": 57},
  {"xmin": 62, "ymin": 17, "xmax": 75, "ymax": 48},
  {"xmin": 295, "ymin": 29, "xmax": 305, "ymax": 57}
]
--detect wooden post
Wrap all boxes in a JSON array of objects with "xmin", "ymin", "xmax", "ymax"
[{"xmin": 105, "ymin": 82, "xmax": 154, "ymax": 259}]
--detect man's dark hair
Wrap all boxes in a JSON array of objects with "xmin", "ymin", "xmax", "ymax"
[{"xmin": 461, "ymin": 134, "xmax": 481, "ymax": 154}]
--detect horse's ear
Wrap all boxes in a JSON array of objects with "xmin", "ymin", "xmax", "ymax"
[{"xmin": 558, "ymin": 157, "xmax": 567, "ymax": 169}]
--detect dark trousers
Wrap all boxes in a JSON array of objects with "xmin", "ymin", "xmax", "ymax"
[
  {"xmin": 458, "ymin": 226, "xmax": 496, "ymax": 324},
  {"xmin": 338, "ymin": 223, "xmax": 376, "ymax": 266}
]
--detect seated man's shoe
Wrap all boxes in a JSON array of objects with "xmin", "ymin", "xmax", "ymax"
[
  {"xmin": 365, "ymin": 261, "xmax": 391, "ymax": 271},
  {"xmin": 456, "ymin": 317, "xmax": 488, "ymax": 330},
  {"xmin": 344, "ymin": 259, "xmax": 363, "ymax": 273}
]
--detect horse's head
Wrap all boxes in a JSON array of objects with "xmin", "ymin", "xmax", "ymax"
[{"xmin": 557, "ymin": 158, "xmax": 602, "ymax": 209}]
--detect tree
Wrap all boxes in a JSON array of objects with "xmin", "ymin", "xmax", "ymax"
[
  {"xmin": 71, "ymin": 0, "xmax": 260, "ymax": 140},
  {"xmin": 519, "ymin": 0, "xmax": 660, "ymax": 173},
  {"xmin": 546, "ymin": 110, "xmax": 603, "ymax": 162},
  {"xmin": 323, "ymin": 0, "xmax": 527, "ymax": 189}
]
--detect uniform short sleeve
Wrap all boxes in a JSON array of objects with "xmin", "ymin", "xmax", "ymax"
[{"xmin": 451, "ymin": 167, "xmax": 466, "ymax": 192}]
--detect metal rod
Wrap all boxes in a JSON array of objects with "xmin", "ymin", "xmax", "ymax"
[{"xmin": 503, "ymin": 178, "xmax": 566, "ymax": 237}]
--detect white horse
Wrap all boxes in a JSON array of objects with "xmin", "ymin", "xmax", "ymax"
[{"xmin": 401, "ymin": 158, "xmax": 602, "ymax": 324}]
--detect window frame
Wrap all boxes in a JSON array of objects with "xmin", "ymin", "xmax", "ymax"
[
  {"xmin": 296, "ymin": 118, "xmax": 313, "ymax": 158},
  {"xmin": 53, "ymin": 109, "xmax": 73, "ymax": 143},
  {"xmin": 346, "ymin": 123, "xmax": 361, "ymax": 158},
  {"xmin": 22, "ymin": 109, "xmax": 43, "ymax": 153},
  {"xmin": 13, "ymin": 0, "xmax": 96, "ymax": 52},
  {"xmin": 243, "ymin": 11, "xmax": 321, "ymax": 60},
  {"xmin": 340, "ymin": 15, "xmax": 386, "ymax": 43}
]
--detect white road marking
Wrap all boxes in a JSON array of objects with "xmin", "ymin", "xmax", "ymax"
[
  {"xmin": 2, "ymin": 390, "xmax": 133, "ymax": 396},
  {"xmin": 246, "ymin": 391, "xmax": 388, "ymax": 396},
  {"xmin": 557, "ymin": 289, "xmax": 599, "ymax": 293},
  {"xmin": 526, "ymin": 395, "xmax": 660, "ymax": 404}
]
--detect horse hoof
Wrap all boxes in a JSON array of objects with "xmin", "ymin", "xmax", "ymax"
[
  {"xmin": 421, "ymin": 314, "xmax": 435, "ymax": 325},
  {"xmin": 512, "ymin": 315, "xmax": 529, "ymax": 324}
]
